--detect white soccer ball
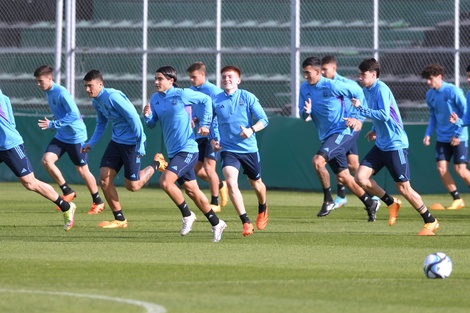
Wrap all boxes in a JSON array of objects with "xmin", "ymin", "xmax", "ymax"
[{"xmin": 423, "ymin": 252, "xmax": 452, "ymax": 279}]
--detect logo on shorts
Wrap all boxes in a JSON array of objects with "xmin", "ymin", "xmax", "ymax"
[
  {"xmin": 399, "ymin": 174, "xmax": 405, "ymax": 180},
  {"xmin": 130, "ymin": 174, "xmax": 136, "ymax": 179},
  {"xmin": 171, "ymin": 166, "xmax": 178, "ymax": 171},
  {"xmin": 21, "ymin": 168, "xmax": 27, "ymax": 173},
  {"xmin": 80, "ymin": 159, "xmax": 85, "ymax": 164},
  {"xmin": 323, "ymin": 147, "xmax": 329, "ymax": 152}
]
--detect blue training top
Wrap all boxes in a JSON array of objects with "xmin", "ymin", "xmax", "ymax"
[
  {"xmin": 211, "ymin": 88, "xmax": 269, "ymax": 153},
  {"xmin": 356, "ymin": 79, "xmax": 409, "ymax": 151},
  {"xmin": 145, "ymin": 86, "xmax": 212, "ymax": 158},
  {"xmin": 190, "ymin": 80, "xmax": 223, "ymax": 140},
  {"xmin": 0, "ymin": 90, "xmax": 24, "ymax": 150},
  {"xmin": 298, "ymin": 76, "xmax": 365, "ymax": 142},
  {"xmin": 424, "ymin": 81, "xmax": 467, "ymax": 142},
  {"xmin": 44, "ymin": 82, "xmax": 87, "ymax": 144},
  {"xmin": 86, "ymin": 87, "xmax": 146, "ymax": 156}
]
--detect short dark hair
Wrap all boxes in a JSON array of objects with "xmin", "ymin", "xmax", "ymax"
[
  {"xmin": 221, "ymin": 65, "xmax": 241, "ymax": 77},
  {"xmin": 34, "ymin": 65, "xmax": 53, "ymax": 77},
  {"xmin": 321, "ymin": 55, "xmax": 337, "ymax": 66},
  {"xmin": 187, "ymin": 62, "xmax": 206, "ymax": 73},
  {"xmin": 359, "ymin": 58, "xmax": 380, "ymax": 78},
  {"xmin": 302, "ymin": 57, "xmax": 321, "ymax": 69},
  {"xmin": 421, "ymin": 64, "xmax": 444, "ymax": 79},
  {"xmin": 466, "ymin": 64, "xmax": 470, "ymax": 72},
  {"xmin": 156, "ymin": 66, "xmax": 178, "ymax": 87},
  {"xmin": 83, "ymin": 69, "xmax": 103, "ymax": 82}
]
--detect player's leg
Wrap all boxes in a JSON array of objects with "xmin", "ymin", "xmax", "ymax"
[
  {"xmin": 447, "ymin": 142, "xmax": 469, "ymax": 209},
  {"xmin": 242, "ymin": 152, "xmax": 268, "ymax": 230}
]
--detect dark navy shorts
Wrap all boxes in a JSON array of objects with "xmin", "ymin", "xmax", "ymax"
[
  {"xmin": 221, "ymin": 151, "xmax": 261, "ymax": 180},
  {"xmin": 0, "ymin": 144, "xmax": 33, "ymax": 177},
  {"xmin": 100, "ymin": 140, "xmax": 142, "ymax": 181},
  {"xmin": 167, "ymin": 151, "xmax": 198, "ymax": 186},
  {"xmin": 317, "ymin": 131, "xmax": 359, "ymax": 174},
  {"xmin": 360, "ymin": 145, "xmax": 410, "ymax": 182},
  {"xmin": 46, "ymin": 137, "xmax": 88, "ymax": 166},
  {"xmin": 196, "ymin": 138, "xmax": 219, "ymax": 162},
  {"xmin": 435, "ymin": 140, "xmax": 468, "ymax": 164}
]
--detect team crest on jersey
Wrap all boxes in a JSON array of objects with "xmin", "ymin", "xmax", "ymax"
[
  {"xmin": 172, "ymin": 97, "xmax": 178, "ymax": 105},
  {"xmin": 239, "ymin": 99, "xmax": 245, "ymax": 106},
  {"xmin": 52, "ymin": 98, "xmax": 58, "ymax": 106}
]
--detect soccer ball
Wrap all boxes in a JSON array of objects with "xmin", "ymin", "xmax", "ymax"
[{"xmin": 423, "ymin": 252, "xmax": 452, "ymax": 279}]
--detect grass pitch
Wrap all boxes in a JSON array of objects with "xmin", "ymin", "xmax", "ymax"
[{"xmin": 0, "ymin": 182, "xmax": 469, "ymax": 313}]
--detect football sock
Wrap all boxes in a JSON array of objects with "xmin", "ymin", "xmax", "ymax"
[
  {"xmin": 450, "ymin": 190, "xmax": 460, "ymax": 200},
  {"xmin": 239, "ymin": 213, "xmax": 251, "ymax": 224},
  {"xmin": 418, "ymin": 205, "xmax": 435, "ymax": 223},
  {"xmin": 177, "ymin": 201, "xmax": 192, "ymax": 218},
  {"xmin": 60, "ymin": 183, "xmax": 73, "ymax": 195},
  {"xmin": 381, "ymin": 193, "xmax": 395, "ymax": 206},
  {"xmin": 150, "ymin": 160, "xmax": 161, "ymax": 171},
  {"xmin": 337, "ymin": 184, "xmax": 346, "ymax": 198},
  {"xmin": 258, "ymin": 202, "xmax": 267, "ymax": 214},
  {"xmin": 359, "ymin": 193, "xmax": 373, "ymax": 207},
  {"xmin": 218, "ymin": 181, "xmax": 224, "ymax": 189},
  {"xmin": 323, "ymin": 187, "xmax": 333, "ymax": 203},
  {"xmin": 113, "ymin": 210, "xmax": 126, "ymax": 221},
  {"xmin": 55, "ymin": 196, "xmax": 71, "ymax": 212},
  {"xmin": 204, "ymin": 209, "xmax": 220, "ymax": 226},
  {"xmin": 92, "ymin": 192, "xmax": 104, "ymax": 204},
  {"xmin": 211, "ymin": 196, "xmax": 219, "ymax": 205}
]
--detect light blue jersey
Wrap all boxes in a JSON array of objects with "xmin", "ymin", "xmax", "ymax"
[
  {"xmin": 298, "ymin": 76, "xmax": 365, "ymax": 142},
  {"xmin": 190, "ymin": 80, "xmax": 223, "ymax": 140},
  {"xmin": 356, "ymin": 79, "xmax": 409, "ymax": 151},
  {"xmin": 0, "ymin": 90, "xmax": 24, "ymax": 150},
  {"xmin": 44, "ymin": 82, "xmax": 87, "ymax": 144},
  {"xmin": 86, "ymin": 87, "xmax": 146, "ymax": 156},
  {"xmin": 212, "ymin": 88, "xmax": 268, "ymax": 153},
  {"xmin": 424, "ymin": 81, "xmax": 467, "ymax": 142},
  {"xmin": 332, "ymin": 73, "xmax": 365, "ymax": 123},
  {"xmin": 145, "ymin": 86, "xmax": 212, "ymax": 158}
]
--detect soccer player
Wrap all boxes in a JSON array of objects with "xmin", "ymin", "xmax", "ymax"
[
  {"xmin": 143, "ymin": 66, "xmax": 227, "ymax": 242},
  {"xmin": 299, "ymin": 56, "xmax": 380, "ymax": 222},
  {"xmin": 33, "ymin": 65, "xmax": 105, "ymax": 214},
  {"xmin": 352, "ymin": 58, "xmax": 439, "ymax": 236},
  {"xmin": 421, "ymin": 63, "xmax": 469, "ymax": 211},
  {"xmin": 210, "ymin": 65, "xmax": 269, "ymax": 237},
  {"xmin": 321, "ymin": 55, "xmax": 363, "ymax": 209},
  {"xmin": 186, "ymin": 62, "xmax": 228, "ymax": 212},
  {"xmin": 0, "ymin": 88, "xmax": 76, "ymax": 231},
  {"xmin": 81, "ymin": 69, "xmax": 167, "ymax": 229}
]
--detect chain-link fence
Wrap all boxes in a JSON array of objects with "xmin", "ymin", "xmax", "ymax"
[{"xmin": 1, "ymin": 0, "xmax": 470, "ymax": 122}]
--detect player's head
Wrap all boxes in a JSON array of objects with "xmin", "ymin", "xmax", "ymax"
[
  {"xmin": 187, "ymin": 62, "xmax": 206, "ymax": 87},
  {"xmin": 34, "ymin": 65, "xmax": 54, "ymax": 91},
  {"xmin": 83, "ymin": 69, "xmax": 104, "ymax": 98},
  {"xmin": 321, "ymin": 55, "xmax": 337, "ymax": 79},
  {"xmin": 301, "ymin": 57, "xmax": 322, "ymax": 85},
  {"xmin": 358, "ymin": 58, "xmax": 380, "ymax": 88},
  {"xmin": 220, "ymin": 65, "xmax": 241, "ymax": 94},
  {"xmin": 421, "ymin": 64, "xmax": 444, "ymax": 90},
  {"xmin": 155, "ymin": 66, "xmax": 179, "ymax": 92}
]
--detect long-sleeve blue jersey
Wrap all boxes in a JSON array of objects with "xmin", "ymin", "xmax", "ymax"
[
  {"xmin": 44, "ymin": 83, "xmax": 87, "ymax": 144},
  {"xmin": 424, "ymin": 81, "xmax": 467, "ymax": 142},
  {"xmin": 298, "ymin": 76, "xmax": 365, "ymax": 142},
  {"xmin": 190, "ymin": 80, "xmax": 223, "ymax": 140},
  {"xmin": 212, "ymin": 88, "xmax": 268, "ymax": 153},
  {"xmin": 0, "ymin": 90, "xmax": 24, "ymax": 150},
  {"xmin": 144, "ymin": 86, "xmax": 212, "ymax": 158},
  {"xmin": 332, "ymin": 73, "xmax": 365, "ymax": 123},
  {"xmin": 356, "ymin": 79, "xmax": 409, "ymax": 151},
  {"xmin": 86, "ymin": 87, "xmax": 146, "ymax": 156}
]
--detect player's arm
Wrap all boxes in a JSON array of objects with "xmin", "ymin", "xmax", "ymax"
[
  {"xmin": 49, "ymin": 93, "xmax": 81, "ymax": 129},
  {"xmin": 83, "ymin": 102, "xmax": 107, "ymax": 151}
]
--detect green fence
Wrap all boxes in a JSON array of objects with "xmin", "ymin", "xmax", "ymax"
[{"xmin": 0, "ymin": 116, "xmax": 454, "ymax": 195}]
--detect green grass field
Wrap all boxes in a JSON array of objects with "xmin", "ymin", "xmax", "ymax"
[{"xmin": 0, "ymin": 182, "xmax": 469, "ymax": 313}]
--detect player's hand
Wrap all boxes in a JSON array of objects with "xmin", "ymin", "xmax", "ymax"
[
  {"xmin": 365, "ymin": 130, "xmax": 376, "ymax": 141},
  {"xmin": 343, "ymin": 118, "xmax": 362, "ymax": 131},
  {"xmin": 351, "ymin": 98, "xmax": 361, "ymax": 108},
  {"xmin": 191, "ymin": 117, "xmax": 197, "ymax": 129},
  {"xmin": 450, "ymin": 136, "xmax": 460, "ymax": 146},
  {"xmin": 239, "ymin": 125, "xmax": 254, "ymax": 139},
  {"xmin": 143, "ymin": 103, "xmax": 151, "ymax": 117},
  {"xmin": 449, "ymin": 112, "xmax": 459, "ymax": 124},
  {"xmin": 303, "ymin": 98, "xmax": 312, "ymax": 114},
  {"xmin": 38, "ymin": 117, "xmax": 50, "ymax": 130},
  {"xmin": 210, "ymin": 139, "xmax": 221, "ymax": 152},
  {"xmin": 198, "ymin": 126, "xmax": 209, "ymax": 136},
  {"xmin": 81, "ymin": 143, "xmax": 91, "ymax": 153},
  {"xmin": 423, "ymin": 136, "xmax": 431, "ymax": 146}
]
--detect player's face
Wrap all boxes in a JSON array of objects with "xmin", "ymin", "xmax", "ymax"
[
  {"xmin": 302, "ymin": 65, "xmax": 321, "ymax": 85},
  {"xmin": 221, "ymin": 70, "xmax": 240, "ymax": 94},
  {"xmin": 154, "ymin": 72, "xmax": 173, "ymax": 92},
  {"xmin": 83, "ymin": 79, "xmax": 103, "ymax": 98},
  {"xmin": 426, "ymin": 75, "xmax": 442, "ymax": 90},
  {"xmin": 321, "ymin": 63, "xmax": 336, "ymax": 79},
  {"xmin": 188, "ymin": 70, "xmax": 205, "ymax": 87},
  {"xmin": 467, "ymin": 72, "xmax": 470, "ymax": 85},
  {"xmin": 35, "ymin": 74, "xmax": 53, "ymax": 91},
  {"xmin": 358, "ymin": 70, "xmax": 376, "ymax": 88}
]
